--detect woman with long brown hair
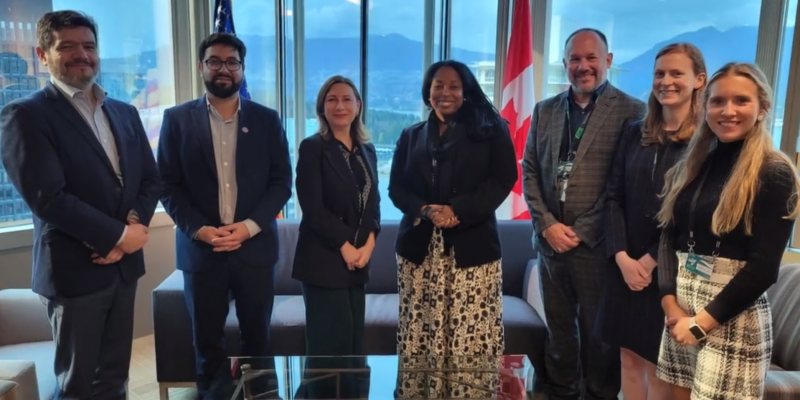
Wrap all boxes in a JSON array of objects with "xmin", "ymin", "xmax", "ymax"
[
  {"xmin": 599, "ymin": 42, "xmax": 706, "ymax": 400},
  {"xmin": 656, "ymin": 62, "xmax": 800, "ymax": 400}
]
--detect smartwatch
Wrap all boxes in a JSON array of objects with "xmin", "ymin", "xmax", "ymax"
[{"xmin": 689, "ymin": 317, "xmax": 707, "ymax": 341}]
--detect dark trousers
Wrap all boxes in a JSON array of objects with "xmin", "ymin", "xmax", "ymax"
[
  {"xmin": 183, "ymin": 257, "xmax": 276, "ymax": 400},
  {"xmin": 43, "ymin": 274, "xmax": 137, "ymax": 400},
  {"xmin": 301, "ymin": 282, "xmax": 366, "ymax": 399},
  {"xmin": 539, "ymin": 243, "xmax": 620, "ymax": 400}
]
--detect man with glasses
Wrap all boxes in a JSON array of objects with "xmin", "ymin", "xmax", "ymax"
[{"xmin": 157, "ymin": 32, "xmax": 292, "ymax": 399}]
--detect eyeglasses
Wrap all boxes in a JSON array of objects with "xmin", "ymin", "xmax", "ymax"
[{"xmin": 204, "ymin": 59, "xmax": 242, "ymax": 71}]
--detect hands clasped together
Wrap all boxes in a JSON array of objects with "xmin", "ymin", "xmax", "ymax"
[
  {"xmin": 91, "ymin": 210, "xmax": 150, "ymax": 264},
  {"xmin": 340, "ymin": 233, "xmax": 376, "ymax": 271},
  {"xmin": 615, "ymin": 251, "xmax": 657, "ymax": 291},
  {"xmin": 423, "ymin": 205, "xmax": 459, "ymax": 228},
  {"xmin": 196, "ymin": 222, "xmax": 252, "ymax": 252}
]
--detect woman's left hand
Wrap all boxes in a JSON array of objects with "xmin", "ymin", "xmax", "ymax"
[
  {"xmin": 432, "ymin": 206, "xmax": 459, "ymax": 228},
  {"xmin": 668, "ymin": 316, "xmax": 699, "ymax": 346}
]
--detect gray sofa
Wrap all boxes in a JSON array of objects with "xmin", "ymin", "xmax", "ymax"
[
  {"xmin": 764, "ymin": 262, "xmax": 800, "ymax": 399},
  {"xmin": 152, "ymin": 220, "xmax": 548, "ymax": 394}
]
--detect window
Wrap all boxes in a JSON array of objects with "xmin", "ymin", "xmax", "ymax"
[
  {"xmin": 366, "ymin": 0, "xmax": 426, "ymax": 221},
  {"xmin": 772, "ymin": 0, "xmax": 799, "ymax": 148},
  {"xmin": 0, "ymin": 0, "xmax": 176, "ymax": 229},
  {"xmin": 228, "ymin": 0, "xmax": 278, "ymax": 110},
  {"xmin": 452, "ymin": 0, "xmax": 499, "ymax": 103},
  {"xmin": 545, "ymin": 0, "xmax": 763, "ymax": 102}
]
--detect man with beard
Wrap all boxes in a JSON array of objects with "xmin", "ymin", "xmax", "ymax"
[
  {"xmin": 521, "ymin": 28, "xmax": 645, "ymax": 400},
  {"xmin": 157, "ymin": 33, "xmax": 292, "ymax": 399},
  {"xmin": 0, "ymin": 10, "xmax": 160, "ymax": 400}
]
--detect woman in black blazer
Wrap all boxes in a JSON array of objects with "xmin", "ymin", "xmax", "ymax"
[
  {"xmin": 292, "ymin": 75, "xmax": 380, "ymax": 399},
  {"xmin": 597, "ymin": 43, "xmax": 706, "ymax": 400},
  {"xmin": 388, "ymin": 60, "xmax": 517, "ymax": 399}
]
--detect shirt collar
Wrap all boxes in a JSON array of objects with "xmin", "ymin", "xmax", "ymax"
[
  {"xmin": 205, "ymin": 93, "xmax": 241, "ymax": 112},
  {"xmin": 568, "ymin": 79, "xmax": 608, "ymax": 106},
  {"xmin": 50, "ymin": 76, "xmax": 106, "ymax": 104}
]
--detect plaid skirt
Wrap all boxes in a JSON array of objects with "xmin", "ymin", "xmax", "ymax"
[{"xmin": 656, "ymin": 252, "xmax": 772, "ymax": 400}]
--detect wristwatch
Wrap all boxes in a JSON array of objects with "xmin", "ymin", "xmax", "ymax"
[{"xmin": 689, "ymin": 317, "xmax": 708, "ymax": 341}]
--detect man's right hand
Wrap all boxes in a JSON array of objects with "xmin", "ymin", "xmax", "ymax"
[
  {"xmin": 543, "ymin": 223, "xmax": 580, "ymax": 254},
  {"xmin": 196, "ymin": 226, "xmax": 239, "ymax": 252},
  {"xmin": 119, "ymin": 223, "xmax": 149, "ymax": 254}
]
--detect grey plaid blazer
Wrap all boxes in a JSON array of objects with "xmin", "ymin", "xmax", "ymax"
[{"xmin": 521, "ymin": 83, "xmax": 646, "ymax": 257}]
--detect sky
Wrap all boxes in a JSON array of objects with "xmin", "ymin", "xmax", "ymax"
[{"xmin": 40, "ymin": 0, "xmax": 796, "ymax": 63}]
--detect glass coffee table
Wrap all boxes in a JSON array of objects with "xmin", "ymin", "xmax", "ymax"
[{"xmin": 217, "ymin": 354, "xmax": 539, "ymax": 399}]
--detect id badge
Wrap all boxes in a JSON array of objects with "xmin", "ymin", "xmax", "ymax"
[
  {"xmin": 557, "ymin": 161, "xmax": 574, "ymax": 178},
  {"xmin": 685, "ymin": 253, "xmax": 713, "ymax": 280}
]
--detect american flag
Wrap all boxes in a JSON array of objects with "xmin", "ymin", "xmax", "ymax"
[{"xmin": 213, "ymin": 0, "xmax": 251, "ymax": 101}]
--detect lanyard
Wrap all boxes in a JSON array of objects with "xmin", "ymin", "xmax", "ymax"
[
  {"xmin": 687, "ymin": 153, "xmax": 721, "ymax": 255},
  {"xmin": 564, "ymin": 95, "xmax": 600, "ymax": 159}
]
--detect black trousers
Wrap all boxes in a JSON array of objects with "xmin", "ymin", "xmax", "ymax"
[
  {"xmin": 43, "ymin": 274, "xmax": 136, "ymax": 400},
  {"xmin": 301, "ymin": 282, "xmax": 367, "ymax": 399},
  {"xmin": 539, "ymin": 243, "xmax": 621, "ymax": 400},
  {"xmin": 183, "ymin": 257, "xmax": 276, "ymax": 400}
]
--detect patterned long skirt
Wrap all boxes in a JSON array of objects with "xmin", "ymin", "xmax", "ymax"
[
  {"xmin": 656, "ymin": 252, "xmax": 772, "ymax": 400},
  {"xmin": 395, "ymin": 229, "xmax": 505, "ymax": 399}
]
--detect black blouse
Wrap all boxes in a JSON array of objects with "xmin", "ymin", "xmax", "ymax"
[
  {"xmin": 605, "ymin": 120, "xmax": 687, "ymax": 260},
  {"xmin": 659, "ymin": 139, "xmax": 797, "ymax": 324},
  {"xmin": 336, "ymin": 139, "xmax": 371, "ymax": 214}
]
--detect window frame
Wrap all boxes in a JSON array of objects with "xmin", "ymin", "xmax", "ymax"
[{"xmin": 1, "ymin": 0, "xmax": 798, "ymax": 251}]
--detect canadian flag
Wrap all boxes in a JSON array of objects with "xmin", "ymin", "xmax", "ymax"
[{"xmin": 499, "ymin": 0, "xmax": 534, "ymax": 220}]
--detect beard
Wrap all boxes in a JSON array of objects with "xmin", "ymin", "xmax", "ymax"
[
  {"xmin": 204, "ymin": 74, "xmax": 242, "ymax": 98},
  {"xmin": 51, "ymin": 59, "xmax": 98, "ymax": 88}
]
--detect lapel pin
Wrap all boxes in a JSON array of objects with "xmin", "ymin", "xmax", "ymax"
[{"xmin": 242, "ymin": 127, "xmax": 249, "ymax": 133}]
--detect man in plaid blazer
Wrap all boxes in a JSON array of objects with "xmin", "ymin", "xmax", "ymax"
[{"xmin": 522, "ymin": 28, "xmax": 646, "ymax": 400}]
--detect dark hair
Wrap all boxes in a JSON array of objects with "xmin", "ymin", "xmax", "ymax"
[
  {"xmin": 564, "ymin": 28, "xmax": 608, "ymax": 52},
  {"xmin": 198, "ymin": 33, "xmax": 247, "ymax": 65},
  {"xmin": 422, "ymin": 60, "xmax": 506, "ymax": 138},
  {"xmin": 36, "ymin": 10, "xmax": 98, "ymax": 51},
  {"xmin": 314, "ymin": 75, "xmax": 370, "ymax": 144}
]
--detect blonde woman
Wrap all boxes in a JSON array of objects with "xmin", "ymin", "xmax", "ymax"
[
  {"xmin": 656, "ymin": 62, "xmax": 800, "ymax": 400},
  {"xmin": 293, "ymin": 75, "xmax": 380, "ymax": 399},
  {"xmin": 599, "ymin": 42, "xmax": 706, "ymax": 400}
]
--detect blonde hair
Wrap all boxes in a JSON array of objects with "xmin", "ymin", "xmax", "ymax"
[
  {"xmin": 657, "ymin": 62, "xmax": 800, "ymax": 235},
  {"xmin": 641, "ymin": 43, "xmax": 707, "ymax": 146},
  {"xmin": 314, "ymin": 75, "xmax": 370, "ymax": 143}
]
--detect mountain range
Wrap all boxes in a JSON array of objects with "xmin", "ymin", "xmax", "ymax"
[{"xmin": 101, "ymin": 26, "xmax": 792, "ymax": 113}]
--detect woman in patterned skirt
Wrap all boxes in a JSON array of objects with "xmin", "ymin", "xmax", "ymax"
[
  {"xmin": 598, "ymin": 42, "xmax": 706, "ymax": 400},
  {"xmin": 388, "ymin": 60, "xmax": 517, "ymax": 399},
  {"xmin": 655, "ymin": 62, "xmax": 800, "ymax": 400}
]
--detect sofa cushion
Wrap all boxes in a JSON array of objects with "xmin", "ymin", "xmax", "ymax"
[
  {"xmin": 0, "ymin": 380, "xmax": 16, "ymax": 400},
  {"xmin": 0, "ymin": 342, "xmax": 54, "ymax": 400},
  {"xmin": 229, "ymin": 294, "xmax": 545, "ymax": 360},
  {"xmin": 271, "ymin": 220, "xmax": 538, "ymax": 297},
  {"xmin": 764, "ymin": 371, "xmax": 800, "ymax": 399},
  {"xmin": 766, "ymin": 263, "xmax": 800, "ymax": 371},
  {"xmin": 0, "ymin": 361, "xmax": 37, "ymax": 400}
]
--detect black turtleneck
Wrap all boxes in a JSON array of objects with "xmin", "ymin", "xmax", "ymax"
[{"xmin": 664, "ymin": 139, "xmax": 797, "ymax": 324}]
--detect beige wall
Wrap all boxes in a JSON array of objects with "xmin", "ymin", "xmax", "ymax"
[{"xmin": 0, "ymin": 223, "xmax": 177, "ymax": 339}]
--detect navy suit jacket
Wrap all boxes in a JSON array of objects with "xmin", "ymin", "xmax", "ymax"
[
  {"xmin": 157, "ymin": 98, "xmax": 292, "ymax": 272},
  {"xmin": 0, "ymin": 81, "xmax": 161, "ymax": 298}
]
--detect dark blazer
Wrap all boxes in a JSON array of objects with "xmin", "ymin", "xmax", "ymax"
[
  {"xmin": 604, "ymin": 120, "xmax": 687, "ymax": 261},
  {"xmin": 0, "ymin": 81, "xmax": 161, "ymax": 298},
  {"xmin": 291, "ymin": 134, "xmax": 381, "ymax": 288},
  {"xmin": 157, "ymin": 98, "xmax": 292, "ymax": 272},
  {"xmin": 388, "ymin": 118, "xmax": 517, "ymax": 268},
  {"xmin": 521, "ymin": 83, "xmax": 646, "ymax": 257}
]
